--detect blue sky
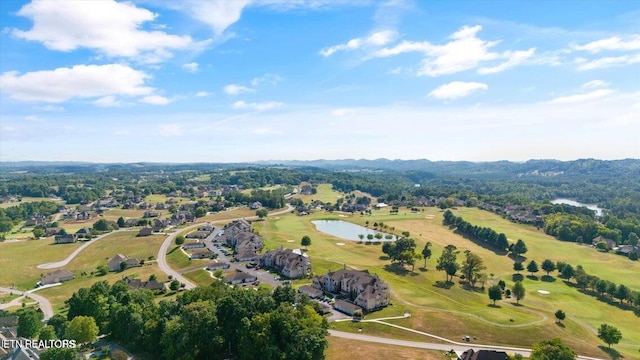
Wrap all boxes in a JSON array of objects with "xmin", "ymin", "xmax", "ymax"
[{"xmin": 1, "ymin": 0, "xmax": 639, "ymax": 163}]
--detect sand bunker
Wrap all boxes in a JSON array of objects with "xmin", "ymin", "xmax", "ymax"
[
  {"xmin": 537, "ymin": 290, "xmax": 550, "ymax": 295},
  {"xmin": 339, "ymin": 214, "xmax": 347, "ymax": 217},
  {"xmin": 336, "ymin": 243, "xmax": 345, "ymax": 246},
  {"xmin": 287, "ymin": 240, "xmax": 295, "ymax": 243},
  {"xmin": 425, "ymin": 215, "xmax": 435, "ymax": 219}
]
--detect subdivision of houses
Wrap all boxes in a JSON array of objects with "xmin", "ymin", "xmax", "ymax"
[
  {"xmin": 108, "ymin": 254, "xmax": 141, "ymax": 272},
  {"xmin": 260, "ymin": 248, "xmax": 311, "ymax": 279},
  {"xmin": 219, "ymin": 219, "xmax": 264, "ymax": 255},
  {"xmin": 312, "ymin": 268, "xmax": 389, "ymax": 312}
]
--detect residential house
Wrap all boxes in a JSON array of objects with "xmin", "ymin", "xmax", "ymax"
[
  {"xmin": 121, "ymin": 276, "xmax": 164, "ymax": 291},
  {"xmin": 615, "ymin": 245, "xmax": 640, "ymax": 257},
  {"xmin": 143, "ymin": 211, "xmax": 159, "ymax": 218},
  {"xmin": 40, "ymin": 269, "xmax": 74, "ymax": 286},
  {"xmin": 170, "ymin": 211, "xmax": 195, "ymax": 226},
  {"xmin": 219, "ymin": 220, "xmax": 264, "ymax": 255},
  {"xmin": 8, "ymin": 344, "xmax": 39, "ymax": 360},
  {"xmin": 225, "ymin": 271, "xmax": 257, "ymax": 285},
  {"xmin": 124, "ymin": 218, "xmax": 140, "ymax": 227},
  {"xmin": 75, "ymin": 227, "xmax": 92, "ymax": 239},
  {"xmin": 312, "ymin": 268, "xmax": 389, "ymax": 312},
  {"xmin": 234, "ymin": 250, "xmax": 258, "ymax": 262},
  {"xmin": 186, "ymin": 231, "xmax": 209, "ymax": 239},
  {"xmin": 592, "ymin": 235, "xmax": 617, "ymax": 249},
  {"xmin": 153, "ymin": 218, "xmax": 168, "ymax": 232},
  {"xmin": 54, "ymin": 234, "xmax": 77, "ymax": 244},
  {"xmin": 138, "ymin": 227, "xmax": 154, "ymax": 237},
  {"xmin": 24, "ymin": 214, "xmax": 46, "ymax": 227},
  {"xmin": 108, "ymin": 254, "xmax": 141, "ymax": 272},
  {"xmin": 298, "ymin": 285, "xmax": 323, "ymax": 299},
  {"xmin": 333, "ymin": 299, "xmax": 362, "ymax": 316},
  {"xmin": 198, "ymin": 224, "xmax": 215, "ymax": 232},
  {"xmin": 206, "ymin": 261, "xmax": 230, "ymax": 271},
  {"xmin": 155, "ymin": 203, "xmax": 166, "ymax": 210},
  {"xmin": 188, "ymin": 249, "xmax": 216, "ymax": 259},
  {"xmin": 459, "ymin": 349, "xmax": 509, "ymax": 360},
  {"xmin": 45, "ymin": 227, "xmax": 62, "ymax": 237},
  {"xmin": 182, "ymin": 240, "xmax": 205, "ymax": 250},
  {"xmin": 248, "ymin": 201, "xmax": 262, "ymax": 210},
  {"xmin": 260, "ymin": 248, "xmax": 311, "ymax": 279}
]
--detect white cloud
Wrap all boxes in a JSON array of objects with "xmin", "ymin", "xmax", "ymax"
[
  {"xmin": 250, "ymin": 73, "xmax": 283, "ymax": 86},
  {"xmin": 224, "ymin": 84, "xmax": 254, "ymax": 95},
  {"xmin": 195, "ymin": 91, "xmax": 214, "ymax": 97},
  {"xmin": 12, "ymin": 0, "xmax": 203, "ymax": 63},
  {"xmin": 94, "ymin": 96, "xmax": 124, "ymax": 107},
  {"xmin": 374, "ymin": 25, "xmax": 534, "ymax": 76},
  {"xmin": 572, "ymin": 35, "xmax": 640, "ymax": 53},
  {"xmin": 428, "ymin": 81, "xmax": 488, "ymax": 100},
  {"xmin": 331, "ymin": 108, "xmax": 355, "ymax": 117},
  {"xmin": 549, "ymin": 89, "xmax": 614, "ymax": 104},
  {"xmin": 24, "ymin": 115, "xmax": 41, "ymax": 122},
  {"xmin": 182, "ymin": 62, "xmax": 199, "ymax": 73},
  {"xmin": 319, "ymin": 29, "xmax": 397, "ymax": 57},
  {"xmin": 157, "ymin": 124, "xmax": 183, "ymax": 136},
  {"xmin": 232, "ymin": 100, "xmax": 283, "ymax": 111},
  {"xmin": 478, "ymin": 48, "xmax": 536, "ymax": 74},
  {"xmin": 179, "ymin": 0, "xmax": 251, "ymax": 36},
  {"xmin": 0, "ymin": 64, "xmax": 154, "ymax": 103},
  {"xmin": 575, "ymin": 53, "xmax": 640, "ymax": 71},
  {"xmin": 34, "ymin": 105, "xmax": 64, "ymax": 111},
  {"xmin": 581, "ymin": 80, "xmax": 609, "ymax": 89},
  {"xmin": 140, "ymin": 95, "xmax": 172, "ymax": 105}
]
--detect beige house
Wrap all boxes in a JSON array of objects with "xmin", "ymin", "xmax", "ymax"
[
  {"xmin": 260, "ymin": 248, "xmax": 311, "ymax": 279},
  {"xmin": 40, "ymin": 269, "xmax": 74, "ymax": 286},
  {"xmin": 108, "ymin": 254, "xmax": 141, "ymax": 272},
  {"xmin": 312, "ymin": 268, "xmax": 389, "ymax": 312}
]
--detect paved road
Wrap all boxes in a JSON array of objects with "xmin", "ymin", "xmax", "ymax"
[
  {"xmin": 156, "ymin": 205, "xmax": 294, "ymax": 290},
  {"xmin": 0, "ymin": 287, "xmax": 54, "ymax": 320},
  {"xmin": 37, "ymin": 229, "xmax": 133, "ymax": 270}
]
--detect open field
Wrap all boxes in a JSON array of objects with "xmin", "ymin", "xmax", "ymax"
[
  {"xmin": 144, "ymin": 194, "xmax": 191, "ymax": 204},
  {"xmin": 293, "ymin": 183, "xmax": 344, "ymax": 204},
  {"xmin": 200, "ymin": 207, "xmax": 257, "ymax": 222},
  {"xmin": 257, "ymin": 209, "xmax": 640, "ymax": 358},
  {"xmin": 0, "ymin": 197, "xmax": 64, "ymax": 209},
  {"xmin": 183, "ymin": 269, "xmax": 215, "ymax": 288},
  {"xmin": 241, "ymin": 185, "xmax": 283, "ymax": 195},
  {"xmin": 326, "ymin": 336, "xmax": 446, "ymax": 360}
]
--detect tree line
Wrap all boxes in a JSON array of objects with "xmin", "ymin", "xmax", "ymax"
[{"xmin": 442, "ymin": 210, "xmax": 510, "ymax": 252}]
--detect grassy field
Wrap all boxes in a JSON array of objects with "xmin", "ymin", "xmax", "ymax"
[
  {"xmin": 0, "ymin": 197, "xmax": 64, "ymax": 209},
  {"xmin": 183, "ymin": 269, "xmax": 215, "ymax": 287},
  {"xmin": 255, "ymin": 208, "xmax": 640, "ymax": 358},
  {"xmin": 293, "ymin": 183, "xmax": 344, "ymax": 204},
  {"xmin": 326, "ymin": 336, "xmax": 447, "ymax": 360}
]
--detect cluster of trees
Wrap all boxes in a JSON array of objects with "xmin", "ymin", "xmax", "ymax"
[
  {"xmin": 381, "ymin": 238, "xmax": 420, "ymax": 270},
  {"xmin": 225, "ymin": 188, "xmax": 286, "ymax": 209},
  {"xmin": 0, "ymin": 200, "xmax": 60, "ymax": 234},
  {"xmin": 443, "ymin": 210, "xmax": 510, "ymax": 251},
  {"xmin": 59, "ymin": 280, "xmax": 328, "ymax": 360}
]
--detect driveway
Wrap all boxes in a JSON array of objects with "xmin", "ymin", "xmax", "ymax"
[{"xmin": 0, "ymin": 286, "xmax": 54, "ymax": 320}]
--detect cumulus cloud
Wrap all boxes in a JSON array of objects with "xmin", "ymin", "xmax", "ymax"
[
  {"xmin": 549, "ymin": 89, "xmax": 614, "ymax": 104},
  {"xmin": 574, "ymin": 54, "xmax": 640, "ymax": 71},
  {"xmin": 232, "ymin": 100, "xmax": 282, "ymax": 111},
  {"xmin": 12, "ymin": 0, "xmax": 204, "ymax": 63},
  {"xmin": 0, "ymin": 64, "xmax": 154, "ymax": 103},
  {"xmin": 428, "ymin": 81, "xmax": 488, "ymax": 100},
  {"xmin": 224, "ymin": 84, "xmax": 254, "ymax": 95},
  {"xmin": 319, "ymin": 29, "xmax": 397, "ymax": 57},
  {"xmin": 94, "ymin": 96, "xmax": 125, "ymax": 107},
  {"xmin": 572, "ymin": 35, "xmax": 640, "ymax": 53},
  {"xmin": 182, "ymin": 62, "xmax": 199, "ymax": 73},
  {"xmin": 195, "ymin": 91, "xmax": 214, "ymax": 97},
  {"xmin": 140, "ymin": 95, "xmax": 172, "ymax": 105},
  {"xmin": 374, "ymin": 25, "xmax": 533, "ymax": 76}
]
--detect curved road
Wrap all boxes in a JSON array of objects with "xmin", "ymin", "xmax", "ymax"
[
  {"xmin": 156, "ymin": 205, "xmax": 294, "ymax": 290},
  {"xmin": 37, "ymin": 229, "xmax": 133, "ymax": 270},
  {"xmin": 0, "ymin": 287, "xmax": 53, "ymax": 320}
]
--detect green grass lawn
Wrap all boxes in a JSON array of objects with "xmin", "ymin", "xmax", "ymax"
[
  {"xmin": 166, "ymin": 245, "xmax": 192, "ymax": 270},
  {"xmin": 293, "ymin": 183, "xmax": 344, "ymax": 204},
  {"xmin": 183, "ymin": 269, "xmax": 215, "ymax": 287},
  {"xmin": 0, "ymin": 197, "xmax": 64, "ymax": 209},
  {"xmin": 256, "ymin": 208, "xmax": 640, "ymax": 358}
]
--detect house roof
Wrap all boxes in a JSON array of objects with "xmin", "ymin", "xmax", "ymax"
[
  {"xmin": 460, "ymin": 349, "xmax": 509, "ymax": 360},
  {"xmin": 333, "ymin": 299, "xmax": 361, "ymax": 313},
  {"xmin": 41, "ymin": 269, "xmax": 74, "ymax": 284},
  {"xmin": 226, "ymin": 271, "xmax": 256, "ymax": 282},
  {"xmin": 298, "ymin": 285, "xmax": 323, "ymax": 298}
]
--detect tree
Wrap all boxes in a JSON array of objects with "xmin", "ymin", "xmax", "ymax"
[
  {"xmin": 38, "ymin": 325, "xmax": 57, "ymax": 340},
  {"xmin": 382, "ymin": 238, "xmax": 417, "ymax": 268},
  {"xmin": 301, "ymin": 235, "xmax": 311, "ymax": 250},
  {"xmin": 530, "ymin": 338, "xmax": 576, "ymax": 360},
  {"xmin": 615, "ymin": 284, "xmax": 629, "ymax": 304},
  {"xmin": 358, "ymin": 234, "xmax": 364, "ymax": 242},
  {"xmin": 555, "ymin": 310, "xmax": 566, "ymax": 323},
  {"xmin": 46, "ymin": 313, "xmax": 67, "ymax": 338},
  {"xmin": 597, "ymin": 323, "xmax": 622, "ymax": 348},
  {"xmin": 64, "ymin": 315, "xmax": 99, "ymax": 343},
  {"xmin": 256, "ymin": 209, "xmax": 268, "ymax": 219},
  {"xmin": 527, "ymin": 260, "xmax": 539, "ymax": 276},
  {"xmin": 628, "ymin": 232, "xmax": 639, "ymax": 246},
  {"xmin": 512, "ymin": 281, "xmax": 525, "ymax": 305},
  {"xmin": 513, "ymin": 262, "xmax": 524, "ymax": 274},
  {"xmin": 117, "ymin": 216, "xmax": 125, "ymax": 228},
  {"xmin": 461, "ymin": 250, "xmax": 486, "ymax": 287},
  {"xmin": 561, "ymin": 264, "xmax": 575, "ymax": 280},
  {"xmin": 96, "ymin": 265, "xmax": 108, "ymax": 276},
  {"xmin": 40, "ymin": 348, "xmax": 78, "ymax": 360},
  {"xmin": 33, "ymin": 228, "xmax": 45, "ymax": 238},
  {"xmin": 436, "ymin": 245, "xmax": 459, "ymax": 282},
  {"xmin": 93, "ymin": 218, "xmax": 110, "ymax": 232},
  {"xmin": 17, "ymin": 307, "xmax": 42, "ymax": 338},
  {"xmin": 421, "ymin": 242, "xmax": 432, "ymax": 268},
  {"xmin": 169, "ymin": 279, "xmax": 180, "ymax": 291},
  {"xmin": 175, "ymin": 235, "xmax": 185, "ymax": 246},
  {"xmin": 111, "ymin": 349, "xmax": 128, "ymax": 360},
  {"xmin": 195, "ymin": 206, "xmax": 207, "ymax": 218},
  {"xmin": 512, "ymin": 239, "xmax": 528, "ymax": 257},
  {"xmin": 488, "ymin": 285, "xmax": 502, "ymax": 305},
  {"xmin": 273, "ymin": 286, "xmax": 296, "ymax": 306},
  {"xmin": 541, "ymin": 259, "xmax": 556, "ymax": 275}
]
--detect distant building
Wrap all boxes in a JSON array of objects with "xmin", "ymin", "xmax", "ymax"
[
  {"xmin": 40, "ymin": 269, "xmax": 74, "ymax": 286},
  {"xmin": 54, "ymin": 234, "xmax": 77, "ymax": 244},
  {"xmin": 108, "ymin": 254, "xmax": 141, "ymax": 272}
]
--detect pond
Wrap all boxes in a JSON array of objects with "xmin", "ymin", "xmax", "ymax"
[
  {"xmin": 551, "ymin": 198, "xmax": 605, "ymax": 217},
  {"xmin": 311, "ymin": 220, "xmax": 395, "ymax": 242}
]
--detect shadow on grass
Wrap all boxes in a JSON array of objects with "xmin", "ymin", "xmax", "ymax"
[
  {"xmin": 511, "ymin": 274, "xmax": 524, "ymax": 282},
  {"xmin": 555, "ymin": 321, "xmax": 565, "ymax": 328},
  {"xmin": 383, "ymin": 263, "xmax": 418, "ymax": 277},
  {"xmin": 418, "ymin": 267, "xmax": 429, "ymax": 272},
  {"xmin": 526, "ymin": 275, "xmax": 539, "ymax": 281},
  {"xmin": 541, "ymin": 275, "xmax": 556, "ymax": 282},
  {"xmin": 461, "ymin": 284, "xmax": 485, "ymax": 293},
  {"xmin": 378, "ymin": 256, "xmax": 390, "ymax": 261},
  {"xmin": 509, "ymin": 302, "xmax": 524, "ymax": 307},
  {"xmin": 487, "ymin": 304, "xmax": 501, "ymax": 308},
  {"xmin": 167, "ymin": 246, "xmax": 180, "ymax": 255},
  {"xmin": 598, "ymin": 345, "xmax": 623, "ymax": 359},
  {"xmin": 508, "ymin": 253, "xmax": 527, "ymax": 262},
  {"xmin": 452, "ymin": 230, "xmax": 509, "ymax": 256},
  {"xmin": 433, "ymin": 281, "xmax": 453, "ymax": 289}
]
